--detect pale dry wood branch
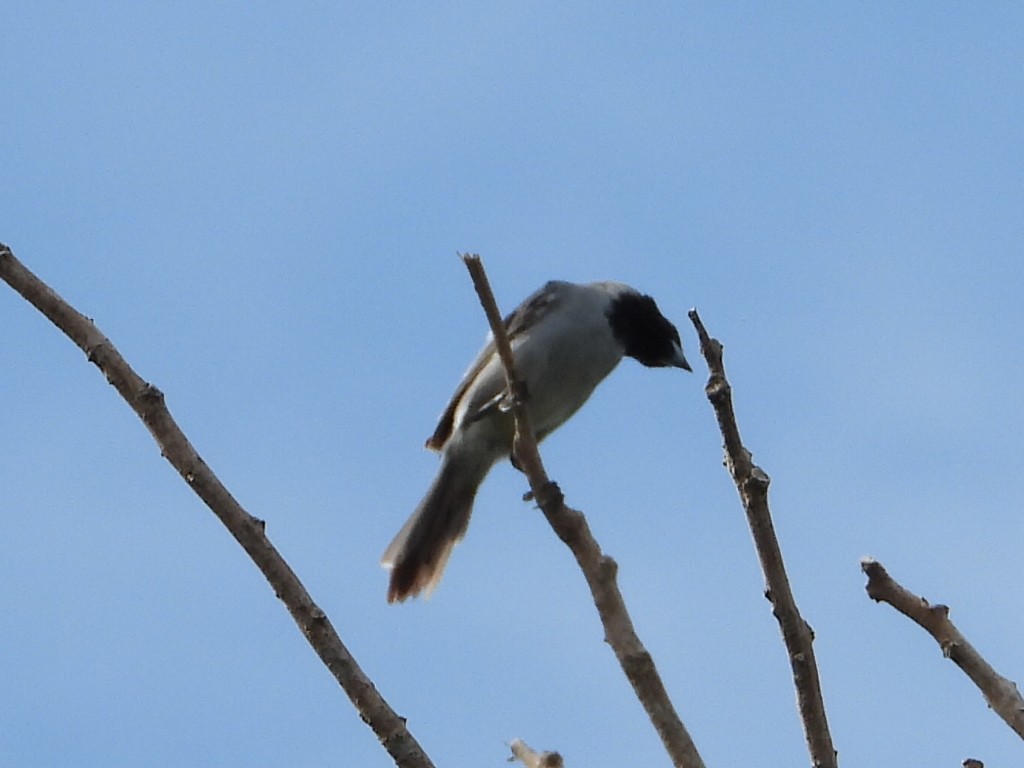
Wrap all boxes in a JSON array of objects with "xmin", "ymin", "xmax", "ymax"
[
  {"xmin": 0, "ymin": 243, "xmax": 433, "ymax": 768},
  {"xmin": 461, "ymin": 254, "xmax": 706, "ymax": 768},
  {"xmin": 862, "ymin": 557, "xmax": 1024, "ymax": 739},
  {"xmin": 688, "ymin": 309, "xmax": 837, "ymax": 768},
  {"xmin": 508, "ymin": 738, "xmax": 564, "ymax": 768}
]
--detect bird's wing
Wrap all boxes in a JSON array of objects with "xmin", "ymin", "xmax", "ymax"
[{"xmin": 425, "ymin": 281, "xmax": 566, "ymax": 450}]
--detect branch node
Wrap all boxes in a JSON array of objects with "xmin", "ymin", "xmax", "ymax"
[
  {"xmin": 138, "ymin": 383, "xmax": 164, "ymax": 408},
  {"xmin": 804, "ymin": 620, "xmax": 816, "ymax": 641},
  {"xmin": 86, "ymin": 342, "xmax": 105, "ymax": 364},
  {"xmin": 750, "ymin": 466, "xmax": 771, "ymax": 486},
  {"xmin": 705, "ymin": 377, "xmax": 729, "ymax": 402},
  {"xmin": 537, "ymin": 480, "xmax": 563, "ymax": 507},
  {"xmin": 598, "ymin": 555, "xmax": 619, "ymax": 580},
  {"xmin": 743, "ymin": 472, "xmax": 770, "ymax": 497}
]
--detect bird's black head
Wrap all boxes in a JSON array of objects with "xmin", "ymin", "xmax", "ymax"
[{"xmin": 607, "ymin": 290, "xmax": 692, "ymax": 371}]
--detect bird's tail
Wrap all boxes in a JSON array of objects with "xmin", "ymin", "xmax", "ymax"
[{"xmin": 381, "ymin": 453, "xmax": 490, "ymax": 603}]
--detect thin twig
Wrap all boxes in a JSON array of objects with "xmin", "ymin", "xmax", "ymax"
[
  {"xmin": 0, "ymin": 243, "xmax": 434, "ymax": 768},
  {"xmin": 862, "ymin": 557, "xmax": 1024, "ymax": 739},
  {"xmin": 461, "ymin": 254, "xmax": 706, "ymax": 768},
  {"xmin": 688, "ymin": 308, "xmax": 837, "ymax": 768}
]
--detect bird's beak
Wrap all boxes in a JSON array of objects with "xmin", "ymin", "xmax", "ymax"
[{"xmin": 672, "ymin": 342, "xmax": 692, "ymax": 372}]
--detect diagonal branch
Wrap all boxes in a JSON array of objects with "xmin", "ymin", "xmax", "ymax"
[
  {"xmin": 862, "ymin": 557, "xmax": 1024, "ymax": 739},
  {"xmin": 0, "ymin": 243, "xmax": 433, "ymax": 768},
  {"xmin": 461, "ymin": 254, "xmax": 706, "ymax": 768},
  {"xmin": 688, "ymin": 308, "xmax": 837, "ymax": 768}
]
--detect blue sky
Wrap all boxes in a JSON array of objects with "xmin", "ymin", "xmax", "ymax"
[{"xmin": 3, "ymin": 3, "xmax": 1023, "ymax": 766}]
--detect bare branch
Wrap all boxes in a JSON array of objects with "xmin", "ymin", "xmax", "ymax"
[
  {"xmin": 688, "ymin": 308, "xmax": 837, "ymax": 768},
  {"xmin": 460, "ymin": 254, "xmax": 706, "ymax": 768},
  {"xmin": 861, "ymin": 557, "xmax": 1024, "ymax": 739},
  {"xmin": 0, "ymin": 243, "xmax": 434, "ymax": 768}
]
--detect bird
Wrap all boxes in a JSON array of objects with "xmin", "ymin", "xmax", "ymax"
[{"xmin": 382, "ymin": 280, "xmax": 691, "ymax": 602}]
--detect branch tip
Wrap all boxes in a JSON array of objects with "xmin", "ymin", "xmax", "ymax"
[{"xmin": 861, "ymin": 558, "xmax": 1024, "ymax": 738}]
